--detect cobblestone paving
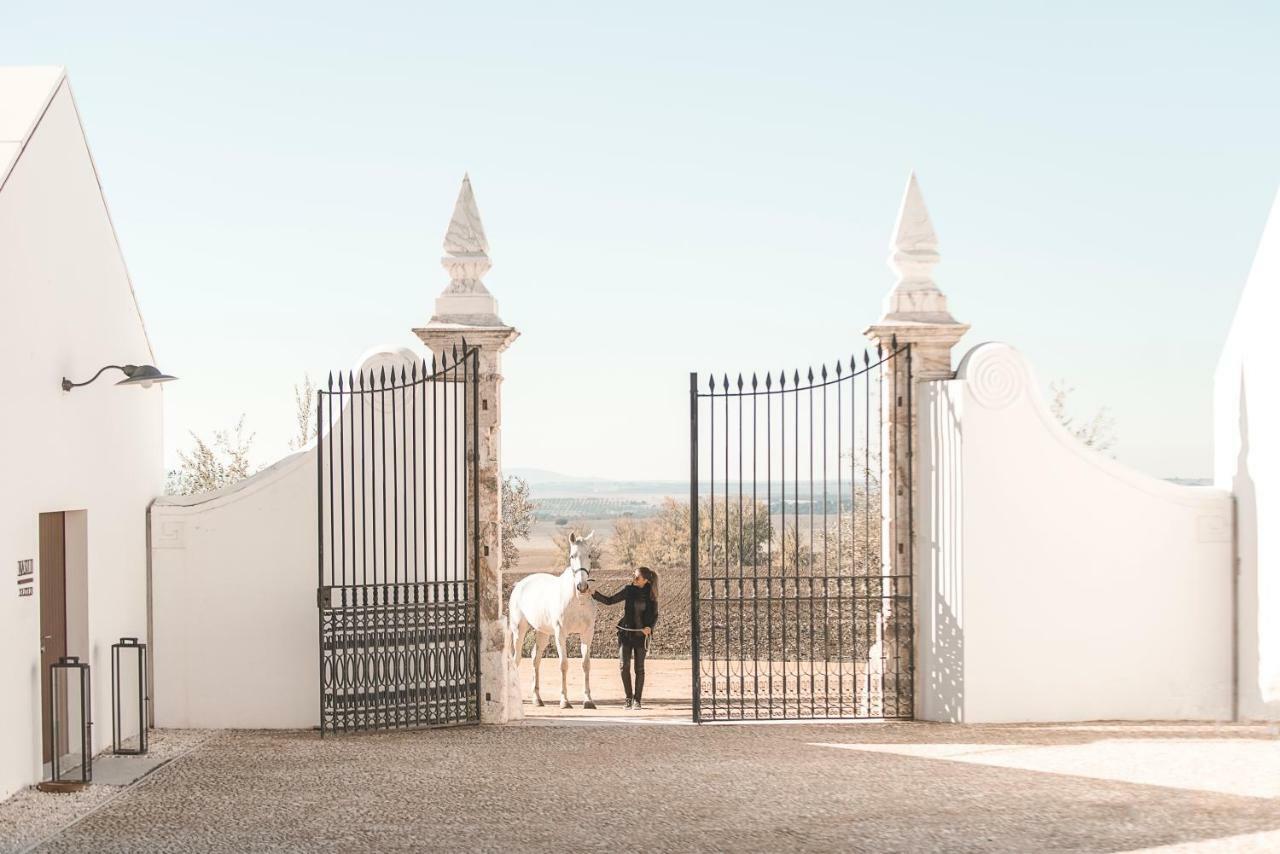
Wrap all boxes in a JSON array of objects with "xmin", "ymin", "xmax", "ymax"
[
  {"xmin": 0, "ymin": 730, "xmax": 214, "ymax": 854},
  {"xmin": 19, "ymin": 723, "xmax": 1280, "ymax": 853}
]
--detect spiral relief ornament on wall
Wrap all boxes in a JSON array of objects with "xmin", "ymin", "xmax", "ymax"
[{"xmin": 963, "ymin": 344, "xmax": 1028, "ymax": 410}]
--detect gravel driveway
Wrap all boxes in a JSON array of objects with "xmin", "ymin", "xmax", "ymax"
[{"xmin": 13, "ymin": 721, "xmax": 1280, "ymax": 853}]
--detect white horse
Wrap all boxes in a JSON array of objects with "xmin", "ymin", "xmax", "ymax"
[{"xmin": 508, "ymin": 531, "xmax": 598, "ymax": 709}]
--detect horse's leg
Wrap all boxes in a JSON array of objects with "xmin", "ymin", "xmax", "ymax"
[
  {"xmin": 510, "ymin": 613, "xmax": 524, "ymax": 663},
  {"xmin": 581, "ymin": 626, "xmax": 596, "ymax": 709},
  {"xmin": 531, "ymin": 630, "xmax": 547, "ymax": 707},
  {"xmin": 509, "ymin": 614, "xmax": 524, "ymax": 701},
  {"xmin": 554, "ymin": 625, "xmax": 572, "ymax": 709}
]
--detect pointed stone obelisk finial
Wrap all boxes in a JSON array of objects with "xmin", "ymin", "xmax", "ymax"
[
  {"xmin": 866, "ymin": 172, "xmax": 968, "ymax": 380},
  {"xmin": 444, "ymin": 173, "xmax": 489, "ymax": 257},
  {"xmin": 430, "ymin": 174, "xmax": 503, "ymax": 326},
  {"xmin": 882, "ymin": 171, "xmax": 954, "ymax": 323}
]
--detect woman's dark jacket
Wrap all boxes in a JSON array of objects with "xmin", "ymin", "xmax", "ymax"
[{"xmin": 592, "ymin": 584, "xmax": 658, "ymax": 632}]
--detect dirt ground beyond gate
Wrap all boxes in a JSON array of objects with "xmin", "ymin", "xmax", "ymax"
[{"xmin": 516, "ymin": 657, "xmax": 692, "ymax": 720}]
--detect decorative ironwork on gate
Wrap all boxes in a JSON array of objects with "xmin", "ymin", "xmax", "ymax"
[
  {"xmin": 690, "ymin": 340, "xmax": 914, "ymax": 721},
  {"xmin": 317, "ymin": 345, "xmax": 480, "ymax": 734}
]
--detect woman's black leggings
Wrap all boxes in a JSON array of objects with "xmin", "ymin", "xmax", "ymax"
[{"xmin": 618, "ymin": 632, "xmax": 647, "ymax": 701}]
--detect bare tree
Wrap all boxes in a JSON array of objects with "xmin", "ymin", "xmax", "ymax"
[
  {"xmin": 166, "ymin": 416, "xmax": 257, "ymax": 495},
  {"xmin": 501, "ymin": 475, "xmax": 536, "ymax": 571},
  {"xmin": 1050, "ymin": 381, "xmax": 1118, "ymax": 453},
  {"xmin": 289, "ymin": 374, "xmax": 317, "ymax": 451}
]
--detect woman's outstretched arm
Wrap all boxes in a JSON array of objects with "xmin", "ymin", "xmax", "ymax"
[{"xmin": 592, "ymin": 587, "xmax": 627, "ymax": 606}]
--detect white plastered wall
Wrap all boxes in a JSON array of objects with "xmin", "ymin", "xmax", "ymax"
[
  {"xmin": 150, "ymin": 348, "xmax": 466, "ymax": 729},
  {"xmin": 918, "ymin": 343, "xmax": 1233, "ymax": 723},
  {"xmin": 0, "ymin": 71, "xmax": 163, "ymax": 798},
  {"xmin": 1214, "ymin": 188, "xmax": 1280, "ymax": 721}
]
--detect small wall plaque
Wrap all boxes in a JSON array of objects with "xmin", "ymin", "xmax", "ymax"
[{"xmin": 17, "ymin": 559, "xmax": 33, "ymax": 598}]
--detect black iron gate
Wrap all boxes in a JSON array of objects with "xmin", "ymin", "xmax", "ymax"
[
  {"xmin": 690, "ymin": 340, "xmax": 913, "ymax": 721},
  {"xmin": 317, "ymin": 346, "xmax": 480, "ymax": 734}
]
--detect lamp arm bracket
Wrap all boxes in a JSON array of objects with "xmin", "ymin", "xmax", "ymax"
[{"xmin": 62, "ymin": 364, "xmax": 137, "ymax": 392}]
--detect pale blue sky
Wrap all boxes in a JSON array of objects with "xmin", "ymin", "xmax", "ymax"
[{"xmin": 7, "ymin": 2, "xmax": 1278, "ymax": 480}]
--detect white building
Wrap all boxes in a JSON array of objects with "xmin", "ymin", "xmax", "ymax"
[
  {"xmin": 1214, "ymin": 189, "xmax": 1280, "ymax": 721},
  {"xmin": 0, "ymin": 67, "xmax": 165, "ymax": 799}
]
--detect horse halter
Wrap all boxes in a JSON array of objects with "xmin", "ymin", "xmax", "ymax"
[{"xmin": 569, "ymin": 564, "xmax": 594, "ymax": 590}]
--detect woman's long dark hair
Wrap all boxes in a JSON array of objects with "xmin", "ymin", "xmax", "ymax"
[{"xmin": 637, "ymin": 566, "xmax": 658, "ymax": 603}]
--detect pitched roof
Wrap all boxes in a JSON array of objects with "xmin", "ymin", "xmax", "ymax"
[
  {"xmin": 0, "ymin": 66, "xmax": 66, "ymax": 192},
  {"xmin": 0, "ymin": 65, "xmax": 156, "ymax": 360}
]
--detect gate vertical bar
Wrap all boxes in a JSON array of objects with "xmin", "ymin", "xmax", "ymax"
[
  {"xmin": 430, "ymin": 357, "xmax": 439, "ymax": 725},
  {"xmin": 737, "ymin": 375, "xmax": 744, "ymax": 720},
  {"xmin": 807, "ymin": 370, "xmax": 815, "ymax": 718},
  {"xmin": 837, "ymin": 362, "xmax": 844, "ymax": 717},
  {"xmin": 708, "ymin": 375, "xmax": 715, "ymax": 718},
  {"xmin": 392, "ymin": 368, "xmax": 402, "ymax": 728},
  {"xmin": 779, "ymin": 371, "xmax": 786, "ymax": 718},
  {"xmin": 471, "ymin": 346, "xmax": 481, "ymax": 723},
  {"xmin": 316, "ymin": 387, "xmax": 325, "ymax": 736},
  {"xmin": 689, "ymin": 372, "xmax": 700, "ymax": 723},
  {"xmin": 821, "ymin": 366, "xmax": 829, "ymax": 718},
  {"xmin": 792, "ymin": 371, "xmax": 800, "ymax": 715},
  {"xmin": 722, "ymin": 377, "xmax": 729, "ymax": 715},
  {"xmin": 766, "ymin": 374, "xmax": 773, "ymax": 717},
  {"xmin": 904, "ymin": 343, "xmax": 914, "ymax": 718},
  {"xmin": 751, "ymin": 374, "xmax": 759, "ymax": 720}
]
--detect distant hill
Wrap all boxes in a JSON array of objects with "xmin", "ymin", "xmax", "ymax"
[{"xmin": 503, "ymin": 467, "xmax": 608, "ymax": 485}]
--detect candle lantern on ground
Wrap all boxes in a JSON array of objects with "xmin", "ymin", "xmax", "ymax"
[
  {"xmin": 46, "ymin": 656, "xmax": 92, "ymax": 789},
  {"xmin": 111, "ymin": 637, "xmax": 148, "ymax": 755}
]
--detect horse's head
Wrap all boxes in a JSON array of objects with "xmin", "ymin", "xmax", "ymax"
[{"xmin": 568, "ymin": 530, "xmax": 595, "ymax": 593}]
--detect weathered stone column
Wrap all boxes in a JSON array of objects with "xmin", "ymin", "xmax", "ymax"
[
  {"xmin": 864, "ymin": 173, "xmax": 968, "ymax": 717},
  {"xmin": 413, "ymin": 175, "xmax": 522, "ymax": 723}
]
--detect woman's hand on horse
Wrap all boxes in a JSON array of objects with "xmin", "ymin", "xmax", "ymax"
[{"xmin": 642, "ymin": 627, "xmax": 651, "ymax": 636}]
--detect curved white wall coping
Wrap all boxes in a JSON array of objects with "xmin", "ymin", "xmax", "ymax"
[
  {"xmin": 957, "ymin": 342, "xmax": 1228, "ymax": 507},
  {"xmin": 154, "ymin": 449, "xmax": 311, "ymax": 511},
  {"xmin": 155, "ymin": 344, "xmax": 427, "ymax": 513}
]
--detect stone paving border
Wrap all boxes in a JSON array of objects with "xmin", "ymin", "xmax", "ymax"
[{"xmin": 0, "ymin": 730, "xmax": 215, "ymax": 854}]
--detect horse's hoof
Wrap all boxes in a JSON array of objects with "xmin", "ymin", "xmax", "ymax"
[
  {"xmin": 534, "ymin": 697, "xmax": 544, "ymax": 708},
  {"xmin": 560, "ymin": 700, "xmax": 573, "ymax": 709},
  {"xmin": 583, "ymin": 700, "xmax": 597, "ymax": 710}
]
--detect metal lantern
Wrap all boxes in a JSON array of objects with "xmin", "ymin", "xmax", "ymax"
[
  {"xmin": 49, "ymin": 656, "xmax": 92, "ymax": 786},
  {"xmin": 111, "ymin": 638, "xmax": 148, "ymax": 755}
]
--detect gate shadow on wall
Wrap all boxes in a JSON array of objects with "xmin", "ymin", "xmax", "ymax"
[{"xmin": 920, "ymin": 381, "xmax": 963, "ymax": 722}]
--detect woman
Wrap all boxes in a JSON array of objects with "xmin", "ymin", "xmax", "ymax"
[{"xmin": 591, "ymin": 567, "xmax": 659, "ymax": 709}]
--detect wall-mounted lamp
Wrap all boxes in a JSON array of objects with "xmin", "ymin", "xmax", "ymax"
[{"xmin": 62, "ymin": 364, "xmax": 177, "ymax": 392}]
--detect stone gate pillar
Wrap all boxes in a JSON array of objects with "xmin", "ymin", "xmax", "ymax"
[
  {"xmin": 414, "ymin": 175, "xmax": 522, "ymax": 723},
  {"xmin": 864, "ymin": 173, "xmax": 968, "ymax": 717}
]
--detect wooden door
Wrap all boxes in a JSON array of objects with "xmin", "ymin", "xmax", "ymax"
[{"xmin": 39, "ymin": 512, "xmax": 66, "ymax": 764}]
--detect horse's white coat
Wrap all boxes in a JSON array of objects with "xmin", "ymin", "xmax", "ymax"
[{"xmin": 507, "ymin": 532, "xmax": 599, "ymax": 708}]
